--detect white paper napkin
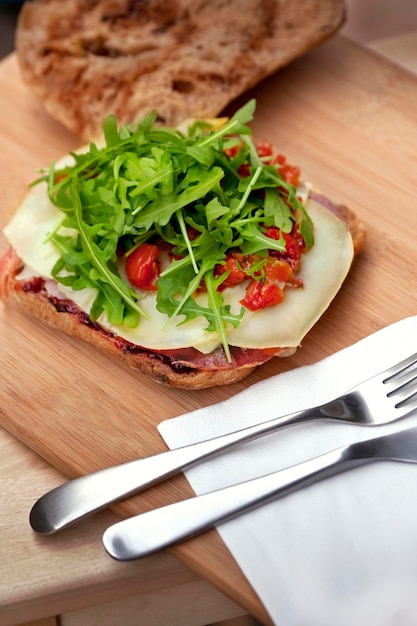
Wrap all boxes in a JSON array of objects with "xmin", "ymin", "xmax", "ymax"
[{"xmin": 158, "ymin": 316, "xmax": 417, "ymax": 626}]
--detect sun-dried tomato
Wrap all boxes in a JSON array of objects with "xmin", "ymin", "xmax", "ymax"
[
  {"xmin": 214, "ymin": 252, "xmax": 247, "ymax": 290},
  {"xmin": 240, "ymin": 278, "xmax": 284, "ymax": 311},
  {"xmin": 273, "ymin": 153, "xmax": 301, "ymax": 186},
  {"xmin": 125, "ymin": 243, "xmax": 161, "ymax": 291}
]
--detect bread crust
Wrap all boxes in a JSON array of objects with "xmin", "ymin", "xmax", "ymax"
[
  {"xmin": 5, "ymin": 271, "xmax": 287, "ymax": 388},
  {"xmin": 16, "ymin": 0, "xmax": 346, "ymax": 140},
  {"xmin": 308, "ymin": 193, "xmax": 366, "ymax": 255},
  {"xmin": 1, "ymin": 200, "xmax": 364, "ymax": 388}
]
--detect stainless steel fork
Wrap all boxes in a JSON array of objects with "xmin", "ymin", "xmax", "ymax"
[
  {"xmin": 30, "ymin": 352, "xmax": 417, "ymax": 535},
  {"xmin": 103, "ymin": 421, "xmax": 417, "ymax": 561}
]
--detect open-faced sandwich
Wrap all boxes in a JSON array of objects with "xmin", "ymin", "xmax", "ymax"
[
  {"xmin": 0, "ymin": 101, "xmax": 365, "ymax": 388},
  {"xmin": 15, "ymin": 0, "xmax": 346, "ymax": 141}
]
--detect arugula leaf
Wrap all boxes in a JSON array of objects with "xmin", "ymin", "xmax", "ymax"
[
  {"xmin": 185, "ymin": 145, "xmax": 216, "ymax": 167},
  {"xmin": 204, "ymin": 271, "xmax": 244, "ymax": 361},
  {"xmin": 205, "ymin": 197, "xmax": 230, "ymax": 227},
  {"xmin": 288, "ymin": 186, "xmax": 315, "ymax": 249},
  {"xmin": 53, "ymin": 181, "xmax": 149, "ymax": 324},
  {"xmin": 199, "ymin": 99, "xmax": 255, "ymax": 147},
  {"xmin": 264, "ymin": 187, "xmax": 293, "ymax": 232},
  {"xmin": 132, "ymin": 165, "xmax": 224, "ymax": 230},
  {"xmin": 42, "ymin": 99, "xmax": 315, "ymax": 361},
  {"xmin": 103, "ymin": 114, "xmax": 123, "ymax": 146},
  {"xmin": 157, "ymin": 260, "xmax": 244, "ymax": 359},
  {"xmin": 239, "ymin": 222, "xmax": 286, "ymax": 255}
]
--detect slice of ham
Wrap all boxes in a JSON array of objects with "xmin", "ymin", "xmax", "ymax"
[
  {"xmin": 0, "ymin": 192, "xmax": 363, "ymax": 377},
  {"xmin": 0, "ymin": 247, "xmax": 22, "ymax": 300},
  {"xmin": 0, "ymin": 249, "xmax": 290, "ymax": 372}
]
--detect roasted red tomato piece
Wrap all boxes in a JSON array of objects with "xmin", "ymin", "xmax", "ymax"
[
  {"xmin": 281, "ymin": 232, "xmax": 302, "ymax": 271},
  {"xmin": 264, "ymin": 258, "xmax": 294, "ymax": 283},
  {"xmin": 265, "ymin": 226, "xmax": 303, "ymax": 271},
  {"xmin": 240, "ymin": 278, "xmax": 284, "ymax": 311},
  {"xmin": 256, "ymin": 140, "xmax": 274, "ymax": 161},
  {"xmin": 263, "ymin": 225, "xmax": 281, "ymax": 240},
  {"xmin": 214, "ymin": 252, "xmax": 247, "ymax": 290},
  {"xmin": 223, "ymin": 142, "xmax": 242, "ymax": 159},
  {"xmin": 125, "ymin": 243, "xmax": 161, "ymax": 291},
  {"xmin": 273, "ymin": 153, "xmax": 301, "ymax": 186},
  {"xmin": 237, "ymin": 162, "xmax": 251, "ymax": 178},
  {"xmin": 291, "ymin": 223, "xmax": 307, "ymax": 254}
]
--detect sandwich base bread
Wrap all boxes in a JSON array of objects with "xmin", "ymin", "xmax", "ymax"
[
  {"xmin": 15, "ymin": 0, "xmax": 346, "ymax": 141},
  {"xmin": 0, "ymin": 101, "xmax": 365, "ymax": 389},
  {"xmin": 1, "ymin": 250, "xmax": 289, "ymax": 388},
  {"xmin": 1, "ymin": 200, "xmax": 364, "ymax": 389}
]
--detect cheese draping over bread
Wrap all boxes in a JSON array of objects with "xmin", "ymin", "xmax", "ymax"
[
  {"xmin": 4, "ymin": 180, "xmax": 354, "ymax": 353},
  {"xmin": 1, "ymin": 97, "xmax": 364, "ymax": 388}
]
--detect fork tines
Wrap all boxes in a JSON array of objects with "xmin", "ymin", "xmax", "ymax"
[{"xmin": 384, "ymin": 353, "xmax": 417, "ymax": 408}]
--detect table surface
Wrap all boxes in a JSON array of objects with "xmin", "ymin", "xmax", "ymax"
[{"xmin": 1, "ymin": 31, "xmax": 417, "ymax": 626}]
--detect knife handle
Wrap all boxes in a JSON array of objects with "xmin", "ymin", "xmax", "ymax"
[
  {"xmin": 30, "ymin": 405, "xmax": 319, "ymax": 535},
  {"xmin": 103, "ymin": 444, "xmax": 366, "ymax": 561}
]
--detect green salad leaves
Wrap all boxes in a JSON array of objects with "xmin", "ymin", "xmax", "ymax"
[{"xmin": 37, "ymin": 99, "xmax": 314, "ymax": 361}]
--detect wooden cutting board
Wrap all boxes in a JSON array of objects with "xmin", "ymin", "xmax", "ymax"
[{"xmin": 1, "ymin": 36, "xmax": 417, "ymax": 622}]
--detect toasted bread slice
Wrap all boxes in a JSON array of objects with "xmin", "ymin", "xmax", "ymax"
[
  {"xmin": 1, "ymin": 198, "xmax": 364, "ymax": 389},
  {"xmin": 16, "ymin": 0, "xmax": 346, "ymax": 140}
]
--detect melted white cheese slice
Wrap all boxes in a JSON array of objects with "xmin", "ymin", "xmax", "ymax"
[{"xmin": 4, "ymin": 179, "xmax": 354, "ymax": 352}]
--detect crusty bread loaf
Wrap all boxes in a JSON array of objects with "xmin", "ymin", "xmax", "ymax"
[
  {"xmin": 1, "ymin": 200, "xmax": 364, "ymax": 389},
  {"xmin": 16, "ymin": 0, "xmax": 346, "ymax": 141}
]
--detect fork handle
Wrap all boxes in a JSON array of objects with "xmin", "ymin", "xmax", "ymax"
[
  {"xmin": 103, "ymin": 443, "xmax": 372, "ymax": 561},
  {"xmin": 30, "ymin": 405, "xmax": 319, "ymax": 535}
]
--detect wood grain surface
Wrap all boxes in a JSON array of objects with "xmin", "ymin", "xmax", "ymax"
[{"xmin": 1, "ymin": 35, "xmax": 417, "ymax": 623}]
